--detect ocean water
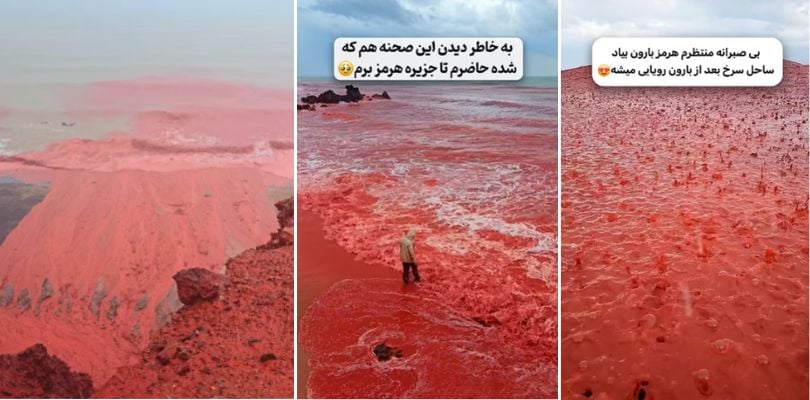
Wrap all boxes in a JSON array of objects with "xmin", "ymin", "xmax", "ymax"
[
  {"xmin": 298, "ymin": 82, "xmax": 559, "ymax": 398},
  {"xmin": 0, "ymin": 0, "xmax": 293, "ymax": 154}
]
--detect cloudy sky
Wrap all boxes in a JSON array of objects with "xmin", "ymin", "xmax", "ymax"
[
  {"xmin": 0, "ymin": 0, "xmax": 293, "ymax": 86},
  {"xmin": 562, "ymin": 0, "xmax": 809, "ymax": 69},
  {"xmin": 298, "ymin": 0, "xmax": 558, "ymax": 77}
]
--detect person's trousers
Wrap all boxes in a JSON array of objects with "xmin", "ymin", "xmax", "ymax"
[{"xmin": 402, "ymin": 262, "xmax": 420, "ymax": 283}]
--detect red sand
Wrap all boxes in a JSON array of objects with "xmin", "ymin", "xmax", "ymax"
[
  {"xmin": 297, "ymin": 210, "xmax": 398, "ymax": 397},
  {"xmin": 0, "ymin": 77, "xmax": 293, "ymax": 389},
  {"xmin": 561, "ymin": 61, "xmax": 809, "ymax": 399}
]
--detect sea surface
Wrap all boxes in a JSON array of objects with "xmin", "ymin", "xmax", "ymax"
[{"xmin": 298, "ymin": 81, "xmax": 559, "ymax": 398}]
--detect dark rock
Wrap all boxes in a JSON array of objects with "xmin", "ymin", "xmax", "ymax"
[
  {"xmin": 34, "ymin": 278, "xmax": 54, "ymax": 315},
  {"xmin": 0, "ymin": 343, "xmax": 93, "ymax": 398},
  {"xmin": 259, "ymin": 197, "xmax": 294, "ymax": 250},
  {"xmin": 372, "ymin": 342, "xmax": 403, "ymax": 362},
  {"xmin": 88, "ymin": 280, "xmax": 107, "ymax": 318},
  {"xmin": 301, "ymin": 89, "xmax": 341, "ymax": 104},
  {"xmin": 106, "ymin": 296, "xmax": 119, "ymax": 320},
  {"xmin": 17, "ymin": 288, "xmax": 31, "ymax": 311},
  {"xmin": 259, "ymin": 353, "xmax": 277, "ymax": 362},
  {"xmin": 172, "ymin": 268, "xmax": 225, "ymax": 306},
  {"xmin": 472, "ymin": 315, "xmax": 500, "ymax": 327},
  {"xmin": 177, "ymin": 366, "xmax": 190, "ymax": 376},
  {"xmin": 38, "ymin": 278, "xmax": 53, "ymax": 301},
  {"xmin": 371, "ymin": 91, "xmax": 391, "ymax": 100},
  {"xmin": 174, "ymin": 348, "xmax": 190, "ymax": 362},
  {"xmin": 343, "ymin": 85, "xmax": 363, "ymax": 102},
  {"xmin": 134, "ymin": 294, "xmax": 149, "ymax": 311},
  {"xmin": 299, "ymin": 86, "xmax": 389, "ymax": 108},
  {"xmin": 156, "ymin": 352, "xmax": 171, "ymax": 366},
  {"xmin": 0, "ymin": 283, "xmax": 14, "ymax": 307},
  {"xmin": 149, "ymin": 338, "xmax": 167, "ymax": 353}
]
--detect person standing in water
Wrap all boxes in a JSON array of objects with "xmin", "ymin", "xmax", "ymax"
[{"xmin": 400, "ymin": 229, "xmax": 420, "ymax": 284}]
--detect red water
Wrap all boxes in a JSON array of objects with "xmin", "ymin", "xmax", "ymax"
[
  {"xmin": 0, "ymin": 77, "xmax": 292, "ymax": 386},
  {"xmin": 561, "ymin": 62, "xmax": 809, "ymax": 399},
  {"xmin": 298, "ymin": 82, "xmax": 558, "ymax": 398}
]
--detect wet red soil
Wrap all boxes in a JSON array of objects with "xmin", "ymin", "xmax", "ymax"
[{"xmin": 561, "ymin": 61, "xmax": 809, "ymax": 399}]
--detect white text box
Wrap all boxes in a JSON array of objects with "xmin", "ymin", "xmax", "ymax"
[
  {"xmin": 334, "ymin": 37, "xmax": 523, "ymax": 81},
  {"xmin": 592, "ymin": 37, "xmax": 783, "ymax": 87}
]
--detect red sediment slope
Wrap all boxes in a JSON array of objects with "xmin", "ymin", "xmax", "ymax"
[
  {"xmin": 0, "ymin": 77, "xmax": 292, "ymax": 389},
  {"xmin": 95, "ymin": 199, "xmax": 294, "ymax": 398},
  {"xmin": 561, "ymin": 61, "xmax": 809, "ymax": 399}
]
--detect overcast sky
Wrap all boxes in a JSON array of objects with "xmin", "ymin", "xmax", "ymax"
[
  {"xmin": 562, "ymin": 0, "xmax": 809, "ymax": 69},
  {"xmin": 0, "ymin": 0, "xmax": 293, "ymax": 86},
  {"xmin": 298, "ymin": 0, "xmax": 558, "ymax": 77}
]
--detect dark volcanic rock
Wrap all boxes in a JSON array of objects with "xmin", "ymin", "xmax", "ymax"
[
  {"xmin": 0, "ymin": 344, "xmax": 93, "ymax": 398},
  {"xmin": 343, "ymin": 85, "xmax": 362, "ymax": 102},
  {"xmin": 259, "ymin": 353, "xmax": 277, "ymax": 362},
  {"xmin": 299, "ymin": 86, "xmax": 389, "ymax": 109},
  {"xmin": 372, "ymin": 91, "xmax": 391, "ymax": 99},
  {"xmin": 172, "ymin": 268, "xmax": 225, "ymax": 306},
  {"xmin": 275, "ymin": 197, "xmax": 293, "ymax": 228},
  {"xmin": 372, "ymin": 342, "xmax": 403, "ymax": 362},
  {"xmin": 260, "ymin": 197, "xmax": 294, "ymax": 250},
  {"xmin": 301, "ymin": 89, "xmax": 341, "ymax": 104}
]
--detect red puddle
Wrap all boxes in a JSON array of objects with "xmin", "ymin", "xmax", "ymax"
[
  {"xmin": 298, "ymin": 83, "xmax": 558, "ymax": 398},
  {"xmin": 561, "ymin": 62, "xmax": 809, "ymax": 399},
  {"xmin": 0, "ymin": 77, "xmax": 292, "ymax": 387}
]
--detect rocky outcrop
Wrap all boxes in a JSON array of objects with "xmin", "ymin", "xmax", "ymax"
[
  {"xmin": 299, "ymin": 86, "xmax": 391, "ymax": 110},
  {"xmin": 261, "ymin": 198, "xmax": 294, "ymax": 250},
  {"xmin": 372, "ymin": 91, "xmax": 391, "ymax": 100},
  {"xmin": 172, "ymin": 268, "xmax": 225, "ymax": 306},
  {"xmin": 0, "ymin": 344, "xmax": 93, "ymax": 398},
  {"xmin": 97, "ymin": 197, "xmax": 295, "ymax": 398},
  {"xmin": 372, "ymin": 342, "xmax": 403, "ymax": 362}
]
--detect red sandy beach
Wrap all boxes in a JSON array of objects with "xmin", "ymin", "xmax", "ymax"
[
  {"xmin": 561, "ymin": 61, "xmax": 809, "ymax": 399},
  {"xmin": 0, "ymin": 77, "xmax": 293, "ymax": 396},
  {"xmin": 297, "ymin": 83, "xmax": 558, "ymax": 398},
  {"xmin": 297, "ymin": 210, "xmax": 393, "ymax": 397}
]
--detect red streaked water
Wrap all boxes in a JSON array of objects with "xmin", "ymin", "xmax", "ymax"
[
  {"xmin": 561, "ymin": 62, "xmax": 809, "ymax": 400},
  {"xmin": 298, "ymin": 82, "xmax": 558, "ymax": 398}
]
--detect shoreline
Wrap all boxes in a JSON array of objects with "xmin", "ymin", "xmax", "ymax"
[{"xmin": 296, "ymin": 208, "xmax": 393, "ymax": 398}]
